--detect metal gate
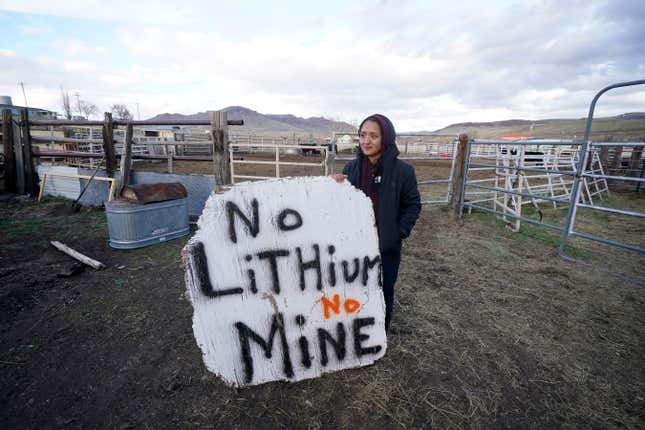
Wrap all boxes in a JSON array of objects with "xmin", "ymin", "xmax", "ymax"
[{"xmin": 459, "ymin": 79, "xmax": 645, "ymax": 283}]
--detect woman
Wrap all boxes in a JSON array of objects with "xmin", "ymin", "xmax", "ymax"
[{"xmin": 333, "ymin": 114, "xmax": 421, "ymax": 331}]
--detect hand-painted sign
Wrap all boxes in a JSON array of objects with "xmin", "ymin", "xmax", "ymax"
[{"xmin": 183, "ymin": 177, "xmax": 387, "ymax": 387}]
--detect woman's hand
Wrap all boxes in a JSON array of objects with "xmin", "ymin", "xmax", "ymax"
[{"xmin": 329, "ymin": 174, "xmax": 347, "ymax": 184}]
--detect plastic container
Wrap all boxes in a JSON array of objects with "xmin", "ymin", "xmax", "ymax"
[{"xmin": 105, "ymin": 198, "xmax": 189, "ymax": 249}]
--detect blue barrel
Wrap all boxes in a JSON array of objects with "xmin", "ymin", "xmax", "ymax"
[{"xmin": 105, "ymin": 198, "xmax": 189, "ymax": 249}]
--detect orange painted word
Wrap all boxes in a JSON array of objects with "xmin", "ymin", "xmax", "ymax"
[{"xmin": 321, "ymin": 294, "xmax": 361, "ymax": 319}]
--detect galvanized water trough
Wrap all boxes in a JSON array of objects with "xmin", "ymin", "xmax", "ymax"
[{"xmin": 106, "ymin": 182, "xmax": 189, "ymax": 249}]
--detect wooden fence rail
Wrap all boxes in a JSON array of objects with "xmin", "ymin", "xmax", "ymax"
[{"xmin": 0, "ymin": 108, "xmax": 242, "ymax": 196}]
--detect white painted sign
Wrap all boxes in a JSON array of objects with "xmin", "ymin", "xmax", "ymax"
[{"xmin": 183, "ymin": 177, "xmax": 387, "ymax": 387}]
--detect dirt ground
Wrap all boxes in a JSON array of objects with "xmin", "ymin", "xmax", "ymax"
[{"xmin": 1, "ymin": 156, "xmax": 644, "ymax": 429}]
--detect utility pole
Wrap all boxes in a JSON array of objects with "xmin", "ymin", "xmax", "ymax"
[
  {"xmin": 136, "ymin": 102, "xmax": 141, "ymax": 120},
  {"xmin": 19, "ymin": 82, "xmax": 28, "ymax": 107},
  {"xmin": 74, "ymin": 92, "xmax": 81, "ymax": 117}
]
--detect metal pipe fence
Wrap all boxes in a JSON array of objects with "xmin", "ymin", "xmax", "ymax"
[
  {"xmin": 328, "ymin": 131, "xmax": 459, "ymax": 205},
  {"xmin": 558, "ymin": 79, "xmax": 645, "ymax": 258},
  {"xmin": 458, "ymin": 79, "xmax": 645, "ymax": 284},
  {"xmin": 229, "ymin": 143, "xmax": 330, "ymax": 184}
]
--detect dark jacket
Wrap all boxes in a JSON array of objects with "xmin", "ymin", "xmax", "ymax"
[{"xmin": 343, "ymin": 143, "xmax": 421, "ymax": 254}]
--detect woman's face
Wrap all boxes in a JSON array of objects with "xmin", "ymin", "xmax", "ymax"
[{"xmin": 359, "ymin": 120, "xmax": 382, "ymax": 159}]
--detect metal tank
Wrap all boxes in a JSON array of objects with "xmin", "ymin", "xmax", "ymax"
[{"xmin": 105, "ymin": 198, "xmax": 189, "ymax": 249}]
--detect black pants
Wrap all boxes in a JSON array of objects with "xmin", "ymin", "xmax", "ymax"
[{"xmin": 381, "ymin": 248, "xmax": 402, "ymax": 331}]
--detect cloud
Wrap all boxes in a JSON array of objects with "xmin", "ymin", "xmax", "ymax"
[
  {"xmin": 1, "ymin": 0, "xmax": 644, "ymax": 130},
  {"xmin": 63, "ymin": 60, "xmax": 97, "ymax": 73},
  {"xmin": 0, "ymin": 0, "xmax": 200, "ymax": 27},
  {"xmin": 17, "ymin": 25, "xmax": 48, "ymax": 35}
]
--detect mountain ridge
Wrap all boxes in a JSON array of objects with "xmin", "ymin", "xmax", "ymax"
[
  {"xmin": 148, "ymin": 107, "xmax": 645, "ymax": 136},
  {"xmin": 438, "ymin": 112, "xmax": 645, "ymax": 130},
  {"xmin": 147, "ymin": 106, "xmax": 355, "ymax": 134},
  {"xmin": 431, "ymin": 112, "xmax": 645, "ymax": 140}
]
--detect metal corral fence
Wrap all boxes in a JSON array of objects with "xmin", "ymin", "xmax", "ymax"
[
  {"xmin": 458, "ymin": 79, "xmax": 645, "ymax": 283},
  {"xmin": 329, "ymin": 131, "xmax": 459, "ymax": 205},
  {"xmin": 229, "ymin": 143, "xmax": 331, "ymax": 183},
  {"xmin": 229, "ymin": 132, "xmax": 328, "ymax": 152}
]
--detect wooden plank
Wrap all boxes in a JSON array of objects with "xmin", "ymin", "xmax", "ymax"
[
  {"xmin": 102, "ymin": 112, "xmax": 116, "ymax": 176},
  {"xmin": 50, "ymin": 240, "xmax": 105, "ymax": 270},
  {"xmin": 210, "ymin": 110, "xmax": 230, "ymax": 191},
  {"xmin": 449, "ymin": 133, "xmax": 469, "ymax": 218},
  {"xmin": 183, "ymin": 177, "xmax": 386, "ymax": 387},
  {"xmin": 599, "ymin": 146, "xmax": 610, "ymax": 171},
  {"xmin": 629, "ymin": 145, "xmax": 643, "ymax": 177},
  {"xmin": 611, "ymin": 145, "xmax": 623, "ymax": 172},
  {"xmin": 31, "ymin": 136, "xmax": 105, "ymax": 145},
  {"xmin": 2, "ymin": 109, "xmax": 16, "ymax": 192},
  {"xmin": 61, "ymin": 127, "xmax": 76, "ymax": 166},
  {"xmin": 29, "ymin": 119, "xmax": 244, "ymax": 127},
  {"xmin": 121, "ymin": 182, "xmax": 187, "ymax": 204},
  {"xmin": 117, "ymin": 122, "xmax": 133, "ymax": 197},
  {"xmin": 20, "ymin": 108, "xmax": 39, "ymax": 197}
]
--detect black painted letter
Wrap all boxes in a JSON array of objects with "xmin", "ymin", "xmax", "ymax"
[
  {"xmin": 296, "ymin": 245, "xmax": 322, "ymax": 291},
  {"xmin": 317, "ymin": 322, "xmax": 346, "ymax": 366},
  {"xmin": 342, "ymin": 258, "xmax": 360, "ymax": 283},
  {"xmin": 226, "ymin": 199, "xmax": 259, "ymax": 244},
  {"xmin": 257, "ymin": 249, "xmax": 290, "ymax": 294},
  {"xmin": 362, "ymin": 255, "xmax": 381, "ymax": 286},
  {"xmin": 190, "ymin": 241, "xmax": 243, "ymax": 298},
  {"xmin": 353, "ymin": 317, "xmax": 382, "ymax": 357},
  {"xmin": 277, "ymin": 208, "xmax": 303, "ymax": 231},
  {"xmin": 235, "ymin": 313, "xmax": 294, "ymax": 384},
  {"xmin": 327, "ymin": 245, "xmax": 336, "ymax": 287}
]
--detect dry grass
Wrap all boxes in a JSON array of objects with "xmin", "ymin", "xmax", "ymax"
[{"xmin": 1, "ymin": 155, "xmax": 644, "ymax": 428}]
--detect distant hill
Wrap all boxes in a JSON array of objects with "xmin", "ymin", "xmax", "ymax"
[
  {"xmin": 148, "ymin": 108, "xmax": 645, "ymax": 140},
  {"xmin": 614, "ymin": 112, "xmax": 645, "ymax": 120},
  {"xmin": 432, "ymin": 113, "xmax": 645, "ymax": 141},
  {"xmin": 147, "ymin": 106, "xmax": 355, "ymax": 134}
]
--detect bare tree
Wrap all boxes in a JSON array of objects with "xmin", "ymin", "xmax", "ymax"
[
  {"xmin": 111, "ymin": 104, "xmax": 133, "ymax": 121},
  {"xmin": 60, "ymin": 86, "xmax": 73, "ymax": 120},
  {"xmin": 79, "ymin": 101, "xmax": 99, "ymax": 119}
]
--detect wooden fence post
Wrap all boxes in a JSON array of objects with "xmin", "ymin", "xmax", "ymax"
[
  {"xmin": 449, "ymin": 133, "xmax": 469, "ymax": 219},
  {"xmin": 20, "ymin": 108, "xmax": 38, "ymax": 197},
  {"xmin": 210, "ymin": 110, "xmax": 230, "ymax": 190},
  {"xmin": 12, "ymin": 117, "xmax": 24, "ymax": 194},
  {"xmin": 102, "ymin": 112, "xmax": 117, "ymax": 176},
  {"xmin": 168, "ymin": 152, "xmax": 174, "ymax": 174},
  {"xmin": 629, "ymin": 145, "xmax": 643, "ymax": 177},
  {"xmin": 611, "ymin": 145, "xmax": 623, "ymax": 172},
  {"xmin": 599, "ymin": 146, "xmax": 610, "ymax": 171},
  {"xmin": 116, "ymin": 122, "xmax": 133, "ymax": 197},
  {"xmin": 2, "ymin": 109, "xmax": 16, "ymax": 193}
]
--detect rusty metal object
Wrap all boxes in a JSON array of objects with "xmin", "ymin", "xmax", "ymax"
[{"xmin": 121, "ymin": 182, "xmax": 187, "ymax": 204}]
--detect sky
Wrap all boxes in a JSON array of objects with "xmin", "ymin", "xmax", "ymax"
[{"xmin": 0, "ymin": 0, "xmax": 644, "ymax": 131}]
